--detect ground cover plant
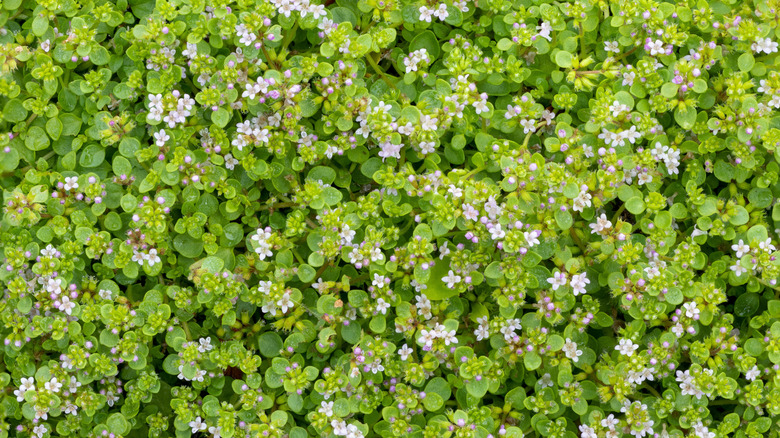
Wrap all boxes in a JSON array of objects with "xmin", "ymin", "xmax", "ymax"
[{"xmin": 1, "ymin": 0, "xmax": 780, "ymax": 437}]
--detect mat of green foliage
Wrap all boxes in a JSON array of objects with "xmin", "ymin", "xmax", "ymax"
[{"xmin": 1, "ymin": 0, "xmax": 780, "ymax": 437}]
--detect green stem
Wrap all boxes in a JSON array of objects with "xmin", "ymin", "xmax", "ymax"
[
  {"xmin": 257, "ymin": 201, "xmax": 297, "ymax": 211},
  {"xmin": 180, "ymin": 320, "xmax": 192, "ymax": 341},
  {"xmin": 367, "ymin": 53, "xmax": 397, "ymax": 89},
  {"xmin": 462, "ymin": 165, "xmax": 485, "ymax": 180},
  {"xmin": 641, "ymin": 383, "xmax": 661, "ymax": 399},
  {"xmin": 707, "ymin": 399, "xmax": 739, "ymax": 406},
  {"xmin": 569, "ymin": 228, "xmax": 587, "ymax": 254},
  {"xmin": 611, "ymin": 203, "xmax": 626, "ymax": 224},
  {"xmin": 613, "ymin": 46, "xmax": 638, "ymax": 62},
  {"xmin": 281, "ymin": 22, "xmax": 299, "ymax": 51}
]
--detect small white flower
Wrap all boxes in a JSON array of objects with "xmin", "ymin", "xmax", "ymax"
[
  {"xmin": 746, "ymin": 366, "xmax": 760, "ymax": 381},
  {"xmin": 646, "ymin": 39, "xmax": 665, "ymax": 56},
  {"xmin": 418, "ymin": 6, "xmax": 433, "ymax": 22},
  {"xmin": 490, "ymin": 224, "xmax": 506, "ymax": 240},
  {"xmin": 64, "ymin": 176, "xmax": 79, "ymax": 191},
  {"xmin": 376, "ymin": 298, "xmax": 390, "ymax": 315},
  {"xmin": 474, "ymin": 325, "xmax": 490, "ymax": 341},
  {"xmin": 442, "ymin": 329, "xmax": 458, "ymax": 345},
  {"xmin": 398, "ymin": 344, "xmax": 413, "ymax": 361},
  {"xmin": 615, "ymin": 338, "xmax": 638, "ymax": 356},
  {"xmin": 563, "ymin": 338, "xmax": 583, "ymax": 362},
  {"xmin": 536, "ymin": 21, "xmax": 552, "ymax": 41},
  {"xmin": 34, "ymin": 425, "xmax": 47, "ymax": 438},
  {"xmin": 277, "ymin": 292, "xmax": 293, "ymax": 313},
  {"xmin": 589, "ymin": 213, "xmax": 613, "ymax": 235},
  {"xmin": 547, "ymin": 271, "xmax": 567, "ymax": 290},
  {"xmin": 622, "ymin": 70, "xmax": 636, "ymax": 86},
  {"xmin": 472, "ymin": 99, "xmax": 489, "ymax": 114},
  {"xmin": 225, "ymin": 154, "xmax": 240, "ymax": 170},
  {"xmin": 46, "ymin": 277, "xmax": 62, "ymax": 294},
  {"xmin": 41, "ymin": 244, "xmax": 57, "ymax": 257},
  {"xmin": 570, "ymin": 273, "xmax": 589, "ymax": 296},
  {"xmin": 189, "ymin": 416, "xmax": 208, "ymax": 433},
  {"xmin": 308, "ymin": 4, "xmax": 326, "ymax": 19},
  {"xmin": 579, "ymin": 424, "xmax": 597, "ymax": 438},
  {"xmin": 318, "ymin": 401, "xmax": 334, "ymax": 417},
  {"xmin": 752, "ymin": 37, "xmax": 779, "ymax": 54},
  {"xmin": 683, "ymin": 302, "xmax": 700, "ymax": 319},
  {"xmin": 604, "ymin": 41, "xmax": 620, "ymax": 53},
  {"xmin": 433, "ymin": 3, "xmax": 449, "ymax": 21},
  {"xmin": 520, "ymin": 118, "xmax": 536, "ymax": 134},
  {"xmin": 759, "ymin": 238, "xmax": 776, "ymax": 253},
  {"xmin": 198, "ymin": 337, "xmax": 214, "ymax": 352},
  {"xmin": 59, "ymin": 296, "xmax": 76, "ymax": 315},
  {"xmin": 442, "ymin": 270, "xmax": 461, "ymax": 288},
  {"xmin": 420, "ymin": 114, "xmax": 438, "ymax": 131},
  {"xmin": 45, "ymin": 377, "xmax": 62, "ymax": 393},
  {"xmin": 730, "ymin": 261, "xmax": 748, "ymax": 277},
  {"xmin": 239, "ymin": 32, "xmax": 257, "ymax": 46},
  {"xmin": 637, "ymin": 172, "xmax": 653, "ymax": 185},
  {"xmin": 462, "ymin": 203, "xmax": 479, "ymax": 221},
  {"xmin": 146, "ymin": 248, "xmax": 161, "ymax": 267},
  {"xmin": 21, "ymin": 377, "xmax": 35, "ymax": 391},
  {"xmin": 64, "ymin": 402, "xmax": 78, "ymax": 415},
  {"xmin": 154, "ymin": 129, "xmax": 170, "ymax": 146},
  {"xmin": 524, "ymin": 231, "xmax": 540, "ymax": 247},
  {"xmin": 601, "ymin": 414, "xmax": 618, "ymax": 430}
]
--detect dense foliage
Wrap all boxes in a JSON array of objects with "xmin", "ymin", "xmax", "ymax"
[{"xmin": 2, "ymin": 0, "xmax": 780, "ymax": 437}]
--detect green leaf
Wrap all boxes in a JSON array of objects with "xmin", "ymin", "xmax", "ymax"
[
  {"xmin": 423, "ymin": 258, "xmax": 459, "ymax": 300},
  {"xmin": 173, "ymin": 233, "xmax": 204, "ymax": 258},
  {"xmin": 106, "ymin": 413, "xmax": 130, "ymax": 435},
  {"xmin": 212, "ymin": 107, "xmax": 231, "ymax": 128},
  {"xmin": 298, "ymin": 264, "xmax": 316, "ymax": 283},
  {"xmin": 734, "ymin": 293, "xmax": 760, "ymax": 317},
  {"xmin": 79, "ymin": 144, "xmax": 105, "ymax": 168},
  {"xmin": 466, "ymin": 378, "xmax": 488, "ymax": 398},
  {"xmin": 738, "ymin": 52, "xmax": 755, "ymax": 72},
  {"xmin": 422, "ymin": 392, "xmax": 444, "ymax": 411},
  {"xmin": 524, "ymin": 351, "xmax": 542, "ymax": 370},
  {"xmin": 674, "ymin": 107, "xmax": 697, "ymax": 130},
  {"xmin": 200, "ymin": 256, "xmax": 224, "ymax": 273},
  {"xmin": 32, "ymin": 15, "xmax": 49, "ymax": 36},
  {"xmin": 554, "ymin": 51, "xmax": 572, "ymax": 68},
  {"xmin": 369, "ymin": 315, "xmax": 386, "ymax": 333},
  {"xmin": 308, "ymin": 166, "xmax": 336, "ymax": 184},
  {"xmin": 748, "ymin": 188, "xmax": 773, "ymax": 209},
  {"xmin": 258, "ymin": 332, "xmax": 283, "ymax": 357},
  {"xmin": 730, "ymin": 206, "xmax": 749, "ymax": 226},
  {"xmin": 625, "ymin": 196, "xmax": 645, "ymax": 215},
  {"xmin": 654, "ymin": 211, "xmax": 672, "ymax": 229},
  {"xmin": 554, "ymin": 209, "xmax": 573, "ymax": 230},
  {"xmin": 410, "ymin": 31, "xmax": 440, "ymax": 59},
  {"xmin": 522, "ymin": 251, "xmax": 541, "ymax": 268},
  {"xmin": 3, "ymin": 99, "xmax": 27, "ymax": 123},
  {"xmin": 100, "ymin": 329, "xmax": 119, "ymax": 347},
  {"xmin": 25, "ymin": 127, "xmax": 50, "ymax": 151},
  {"xmin": 45, "ymin": 117, "xmax": 63, "ymax": 140},
  {"xmin": 714, "ymin": 161, "xmax": 734, "ymax": 182}
]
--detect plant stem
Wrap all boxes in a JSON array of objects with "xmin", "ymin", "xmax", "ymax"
[
  {"xmin": 367, "ymin": 53, "xmax": 397, "ymax": 89},
  {"xmin": 281, "ymin": 22, "xmax": 299, "ymax": 51},
  {"xmin": 180, "ymin": 320, "xmax": 192, "ymax": 341}
]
